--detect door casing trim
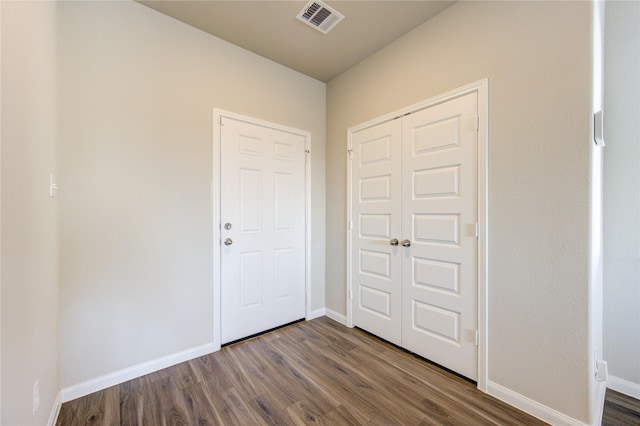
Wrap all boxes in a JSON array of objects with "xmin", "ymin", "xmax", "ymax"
[
  {"xmin": 212, "ymin": 109, "xmax": 311, "ymax": 351},
  {"xmin": 346, "ymin": 79, "xmax": 489, "ymax": 392}
]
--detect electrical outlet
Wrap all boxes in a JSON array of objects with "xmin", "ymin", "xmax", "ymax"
[{"xmin": 33, "ymin": 379, "xmax": 40, "ymax": 416}]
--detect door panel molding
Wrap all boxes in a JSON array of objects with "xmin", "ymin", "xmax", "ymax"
[
  {"xmin": 213, "ymin": 109, "xmax": 311, "ymax": 350},
  {"xmin": 347, "ymin": 79, "xmax": 488, "ymax": 391},
  {"xmin": 402, "ymin": 92, "xmax": 478, "ymax": 380},
  {"xmin": 351, "ymin": 119, "xmax": 403, "ymax": 345}
]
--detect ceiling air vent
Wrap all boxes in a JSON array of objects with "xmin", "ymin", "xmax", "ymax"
[{"xmin": 297, "ymin": 0, "xmax": 344, "ymax": 34}]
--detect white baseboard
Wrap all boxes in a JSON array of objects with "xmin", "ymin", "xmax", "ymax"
[
  {"xmin": 61, "ymin": 342, "xmax": 214, "ymax": 403},
  {"xmin": 307, "ymin": 307, "xmax": 326, "ymax": 320},
  {"xmin": 487, "ymin": 381, "xmax": 587, "ymax": 426},
  {"xmin": 325, "ymin": 308, "xmax": 347, "ymax": 326},
  {"xmin": 607, "ymin": 374, "xmax": 640, "ymax": 399},
  {"xmin": 48, "ymin": 391, "xmax": 62, "ymax": 426}
]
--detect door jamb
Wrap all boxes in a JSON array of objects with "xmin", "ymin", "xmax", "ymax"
[
  {"xmin": 346, "ymin": 79, "xmax": 489, "ymax": 392},
  {"xmin": 212, "ymin": 109, "xmax": 312, "ymax": 351}
]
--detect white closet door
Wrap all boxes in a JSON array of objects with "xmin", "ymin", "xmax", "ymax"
[
  {"xmin": 351, "ymin": 119, "xmax": 403, "ymax": 345},
  {"xmin": 220, "ymin": 117, "xmax": 306, "ymax": 344},
  {"xmin": 401, "ymin": 92, "xmax": 479, "ymax": 380}
]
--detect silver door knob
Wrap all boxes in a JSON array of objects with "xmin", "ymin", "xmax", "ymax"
[
  {"xmin": 224, "ymin": 222, "xmax": 232, "ymax": 230},
  {"xmin": 390, "ymin": 238, "xmax": 399, "ymax": 246},
  {"xmin": 224, "ymin": 238, "xmax": 233, "ymax": 246},
  {"xmin": 401, "ymin": 239, "xmax": 411, "ymax": 247}
]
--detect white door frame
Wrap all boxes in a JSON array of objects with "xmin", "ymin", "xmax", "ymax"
[
  {"xmin": 346, "ymin": 79, "xmax": 489, "ymax": 391},
  {"xmin": 212, "ymin": 109, "xmax": 311, "ymax": 351}
]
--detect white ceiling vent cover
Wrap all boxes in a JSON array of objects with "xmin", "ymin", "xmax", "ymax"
[{"xmin": 297, "ymin": 0, "xmax": 344, "ymax": 34}]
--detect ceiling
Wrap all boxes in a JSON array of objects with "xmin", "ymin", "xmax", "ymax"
[{"xmin": 138, "ymin": 1, "xmax": 455, "ymax": 82}]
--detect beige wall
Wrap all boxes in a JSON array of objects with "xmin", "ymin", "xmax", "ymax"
[
  {"xmin": 604, "ymin": 0, "xmax": 640, "ymax": 392},
  {"xmin": 326, "ymin": 1, "xmax": 595, "ymax": 422},
  {"xmin": 1, "ymin": 2, "xmax": 60, "ymax": 424},
  {"xmin": 0, "ymin": 0, "xmax": 609, "ymax": 424},
  {"xmin": 57, "ymin": 1, "xmax": 325, "ymax": 388}
]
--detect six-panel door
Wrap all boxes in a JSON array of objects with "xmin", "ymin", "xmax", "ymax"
[{"xmin": 220, "ymin": 117, "xmax": 306, "ymax": 344}]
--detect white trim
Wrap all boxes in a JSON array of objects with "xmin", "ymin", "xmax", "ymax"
[
  {"xmin": 212, "ymin": 112, "xmax": 222, "ymax": 351},
  {"xmin": 61, "ymin": 343, "xmax": 214, "ymax": 403},
  {"xmin": 487, "ymin": 381, "xmax": 588, "ymax": 426},
  {"xmin": 305, "ymin": 133, "xmax": 312, "ymax": 324},
  {"xmin": 347, "ymin": 80, "xmax": 490, "ymax": 134},
  {"xmin": 346, "ymin": 127, "xmax": 353, "ymax": 329},
  {"xmin": 607, "ymin": 375, "xmax": 640, "ymax": 399},
  {"xmin": 346, "ymin": 79, "xmax": 489, "ymax": 391},
  {"xmin": 589, "ymin": 3, "xmax": 606, "ymax": 426},
  {"xmin": 476, "ymin": 79, "xmax": 489, "ymax": 392},
  {"xmin": 325, "ymin": 309, "xmax": 347, "ymax": 326},
  {"xmin": 47, "ymin": 391, "xmax": 61, "ymax": 426},
  {"xmin": 307, "ymin": 307, "xmax": 326, "ymax": 320},
  {"xmin": 212, "ymin": 109, "xmax": 312, "ymax": 350},
  {"xmin": 594, "ymin": 380, "xmax": 606, "ymax": 426}
]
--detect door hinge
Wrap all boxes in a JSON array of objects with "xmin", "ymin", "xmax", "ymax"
[
  {"xmin": 219, "ymin": 116, "xmax": 224, "ymax": 126},
  {"xmin": 475, "ymin": 223, "xmax": 480, "ymax": 238},
  {"xmin": 349, "ymin": 290, "xmax": 353, "ymax": 300},
  {"xmin": 305, "ymin": 149, "xmax": 310, "ymax": 162},
  {"xmin": 347, "ymin": 148, "xmax": 353, "ymax": 160},
  {"xmin": 475, "ymin": 330, "xmax": 479, "ymax": 346},
  {"xmin": 347, "ymin": 220, "xmax": 353, "ymax": 230},
  {"xmin": 476, "ymin": 115, "xmax": 480, "ymax": 131}
]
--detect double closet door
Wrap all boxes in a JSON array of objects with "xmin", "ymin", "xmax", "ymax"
[{"xmin": 351, "ymin": 92, "xmax": 479, "ymax": 380}]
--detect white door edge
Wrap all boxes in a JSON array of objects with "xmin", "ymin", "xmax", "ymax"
[
  {"xmin": 212, "ymin": 109, "xmax": 311, "ymax": 351},
  {"xmin": 346, "ymin": 78, "xmax": 489, "ymax": 392}
]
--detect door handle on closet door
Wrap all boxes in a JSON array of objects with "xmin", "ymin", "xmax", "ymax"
[
  {"xmin": 390, "ymin": 238, "xmax": 399, "ymax": 246},
  {"xmin": 401, "ymin": 239, "xmax": 411, "ymax": 247}
]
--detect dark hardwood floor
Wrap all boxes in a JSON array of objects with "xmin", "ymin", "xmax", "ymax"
[
  {"xmin": 603, "ymin": 389, "xmax": 640, "ymax": 426},
  {"xmin": 57, "ymin": 317, "xmax": 549, "ymax": 425}
]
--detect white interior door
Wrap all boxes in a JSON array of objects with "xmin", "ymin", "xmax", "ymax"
[
  {"xmin": 349, "ymin": 90, "xmax": 480, "ymax": 381},
  {"xmin": 351, "ymin": 119, "xmax": 403, "ymax": 345},
  {"xmin": 401, "ymin": 92, "xmax": 478, "ymax": 380},
  {"xmin": 220, "ymin": 116, "xmax": 306, "ymax": 344}
]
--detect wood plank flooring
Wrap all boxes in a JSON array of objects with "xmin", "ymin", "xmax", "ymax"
[
  {"xmin": 57, "ymin": 317, "xmax": 547, "ymax": 425},
  {"xmin": 603, "ymin": 389, "xmax": 640, "ymax": 426}
]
